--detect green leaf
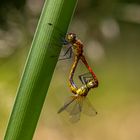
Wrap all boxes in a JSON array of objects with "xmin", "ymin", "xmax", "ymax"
[{"xmin": 4, "ymin": 0, "xmax": 78, "ymax": 139}]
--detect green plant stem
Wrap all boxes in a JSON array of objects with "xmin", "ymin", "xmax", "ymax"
[{"xmin": 4, "ymin": 0, "xmax": 78, "ymax": 139}]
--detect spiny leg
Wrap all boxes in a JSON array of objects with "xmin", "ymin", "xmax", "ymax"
[
  {"xmin": 48, "ymin": 25, "xmax": 73, "ymax": 60},
  {"xmin": 48, "ymin": 22, "xmax": 71, "ymax": 59},
  {"xmin": 79, "ymin": 72, "xmax": 93, "ymax": 84},
  {"xmin": 59, "ymin": 45, "xmax": 73, "ymax": 60},
  {"xmin": 50, "ymin": 41, "xmax": 73, "ymax": 60}
]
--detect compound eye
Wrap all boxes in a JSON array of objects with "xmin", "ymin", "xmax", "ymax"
[
  {"xmin": 71, "ymin": 33, "xmax": 76, "ymax": 39},
  {"xmin": 71, "ymin": 34, "xmax": 74, "ymax": 39}
]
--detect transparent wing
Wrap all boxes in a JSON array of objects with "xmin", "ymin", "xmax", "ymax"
[
  {"xmin": 69, "ymin": 112, "xmax": 81, "ymax": 123},
  {"xmin": 57, "ymin": 96, "xmax": 76, "ymax": 113},
  {"xmin": 58, "ymin": 96, "xmax": 85, "ymax": 123},
  {"xmin": 58, "ymin": 96, "xmax": 97, "ymax": 123},
  {"xmin": 68, "ymin": 96, "xmax": 84, "ymax": 123},
  {"xmin": 82, "ymin": 97, "xmax": 97, "ymax": 116},
  {"xmin": 59, "ymin": 45, "xmax": 73, "ymax": 60},
  {"xmin": 69, "ymin": 97, "xmax": 83, "ymax": 115},
  {"xmin": 48, "ymin": 23, "xmax": 74, "ymax": 60}
]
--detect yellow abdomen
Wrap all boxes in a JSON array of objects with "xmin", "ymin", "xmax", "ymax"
[{"xmin": 76, "ymin": 85, "xmax": 89, "ymax": 96}]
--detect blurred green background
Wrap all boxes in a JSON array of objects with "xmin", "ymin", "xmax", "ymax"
[{"xmin": 0, "ymin": 0, "xmax": 140, "ymax": 139}]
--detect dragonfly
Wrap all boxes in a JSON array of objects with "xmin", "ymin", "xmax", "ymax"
[
  {"xmin": 58, "ymin": 74, "xmax": 98, "ymax": 123},
  {"xmin": 48, "ymin": 23, "xmax": 99, "ymax": 122},
  {"xmin": 57, "ymin": 49, "xmax": 98, "ymax": 122},
  {"xmin": 48, "ymin": 23, "xmax": 98, "ymax": 86}
]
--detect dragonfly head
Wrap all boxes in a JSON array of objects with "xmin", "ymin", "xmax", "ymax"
[
  {"xmin": 66, "ymin": 33, "xmax": 76, "ymax": 43},
  {"xmin": 87, "ymin": 80, "xmax": 95, "ymax": 89}
]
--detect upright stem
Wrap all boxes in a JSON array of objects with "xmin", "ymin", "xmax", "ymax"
[{"xmin": 4, "ymin": 0, "xmax": 78, "ymax": 139}]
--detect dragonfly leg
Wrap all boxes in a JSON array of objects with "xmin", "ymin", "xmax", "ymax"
[
  {"xmin": 61, "ymin": 38, "xmax": 69, "ymax": 45},
  {"xmin": 48, "ymin": 23, "xmax": 74, "ymax": 61},
  {"xmin": 59, "ymin": 46, "xmax": 72, "ymax": 60},
  {"xmin": 79, "ymin": 72, "xmax": 93, "ymax": 84},
  {"xmin": 50, "ymin": 45, "xmax": 72, "ymax": 60}
]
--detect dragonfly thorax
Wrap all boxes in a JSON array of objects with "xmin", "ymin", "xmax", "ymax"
[{"xmin": 76, "ymin": 85, "xmax": 89, "ymax": 96}]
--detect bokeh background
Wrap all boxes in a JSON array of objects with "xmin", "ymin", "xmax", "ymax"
[{"xmin": 0, "ymin": 0, "xmax": 140, "ymax": 139}]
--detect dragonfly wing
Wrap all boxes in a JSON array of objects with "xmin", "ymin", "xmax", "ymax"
[
  {"xmin": 69, "ymin": 97, "xmax": 83, "ymax": 115},
  {"xmin": 58, "ymin": 96, "xmax": 87, "ymax": 123},
  {"xmin": 69, "ymin": 112, "xmax": 81, "ymax": 123},
  {"xmin": 59, "ymin": 45, "xmax": 72, "ymax": 60},
  {"xmin": 57, "ymin": 96, "xmax": 76, "ymax": 113},
  {"xmin": 68, "ymin": 96, "xmax": 84, "ymax": 123},
  {"xmin": 82, "ymin": 97, "xmax": 97, "ymax": 116}
]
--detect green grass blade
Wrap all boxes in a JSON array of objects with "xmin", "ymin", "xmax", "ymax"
[{"xmin": 4, "ymin": 0, "xmax": 78, "ymax": 139}]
